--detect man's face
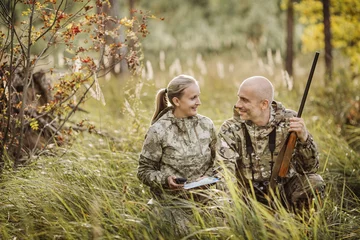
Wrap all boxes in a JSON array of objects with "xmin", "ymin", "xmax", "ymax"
[
  {"xmin": 235, "ymin": 85, "xmax": 264, "ymax": 122},
  {"xmin": 173, "ymin": 83, "xmax": 201, "ymax": 118}
]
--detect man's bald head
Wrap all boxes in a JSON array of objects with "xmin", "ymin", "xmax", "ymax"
[{"xmin": 239, "ymin": 76, "xmax": 274, "ymax": 103}]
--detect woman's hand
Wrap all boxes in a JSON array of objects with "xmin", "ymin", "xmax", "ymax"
[{"xmin": 167, "ymin": 176, "xmax": 185, "ymax": 190}]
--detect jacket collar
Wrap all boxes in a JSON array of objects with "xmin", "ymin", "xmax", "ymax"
[{"xmin": 158, "ymin": 107, "xmax": 199, "ymax": 132}]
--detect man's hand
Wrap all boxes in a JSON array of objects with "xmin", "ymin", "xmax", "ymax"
[
  {"xmin": 289, "ymin": 117, "xmax": 308, "ymax": 142},
  {"xmin": 167, "ymin": 176, "xmax": 185, "ymax": 190}
]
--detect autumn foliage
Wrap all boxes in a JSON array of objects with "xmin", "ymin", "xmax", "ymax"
[{"xmin": 0, "ymin": 0, "xmax": 157, "ymax": 168}]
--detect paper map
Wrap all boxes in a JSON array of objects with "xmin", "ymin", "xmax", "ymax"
[{"xmin": 183, "ymin": 177, "xmax": 220, "ymax": 190}]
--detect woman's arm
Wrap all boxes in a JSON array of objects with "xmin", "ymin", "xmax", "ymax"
[{"xmin": 137, "ymin": 127, "xmax": 169, "ymax": 188}]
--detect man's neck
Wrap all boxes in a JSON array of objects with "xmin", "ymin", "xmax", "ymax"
[{"xmin": 253, "ymin": 109, "xmax": 271, "ymax": 126}]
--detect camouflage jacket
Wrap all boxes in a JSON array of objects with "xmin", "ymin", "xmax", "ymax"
[
  {"xmin": 216, "ymin": 101, "xmax": 319, "ymax": 184},
  {"xmin": 138, "ymin": 109, "xmax": 217, "ymax": 195}
]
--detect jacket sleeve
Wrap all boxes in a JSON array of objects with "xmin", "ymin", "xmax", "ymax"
[
  {"xmin": 137, "ymin": 127, "xmax": 169, "ymax": 189},
  {"xmin": 204, "ymin": 122, "xmax": 217, "ymax": 177},
  {"xmin": 282, "ymin": 108, "xmax": 320, "ymax": 174},
  {"xmin": 215, "ymin": 120, "xmax": 240, "ymax": 182},
  {"xmin": 292, "ymin": 133, "xmax": 320, "ymax": 174}
]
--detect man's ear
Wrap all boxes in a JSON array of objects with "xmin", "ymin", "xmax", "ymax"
[
  {"xmin": 173, "ymin": 97, "xmax": 180, "ymax": 107},
  {"xmin": 261, "ymin": 99, "xmax": 270, "ymax": 110}
]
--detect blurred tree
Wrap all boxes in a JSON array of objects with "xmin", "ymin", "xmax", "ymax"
[
  {"xmin": 295, "ymin": 0, "xmax": 360, "ymax": 78},
  {"xmin": 322, "ymin": 0, "xmax": 332, "ymax": 81},
  {"xmin": 97, "ymin": 0, "xmax": 129, "ymax": 75},
  {"xmin": 135, "ymin": 0, "xmax": 286, "ymax": 56},
  {"xmin": 285, "ymin": 0, "xmax": 295, "ymax": 76},
  {"xmin": 97, "ymin": 0, "xmax": 140, "ymax": 76}
]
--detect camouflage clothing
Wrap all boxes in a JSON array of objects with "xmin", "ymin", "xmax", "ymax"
[
  {"xmin": 138, "ymin": 108, "xmax": 217, "ymax": 197},
  {"xmin": 138, "ymin": 108, "xmax": 217, "ymax": 237},
  {"xmin": 216, "ymin": 101, "xmax": 325, "ymax": 207}
]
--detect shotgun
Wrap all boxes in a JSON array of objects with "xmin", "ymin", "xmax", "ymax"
[{"xmin": 269, "ymin": 52, "xmax": 320, "ymax": 191}]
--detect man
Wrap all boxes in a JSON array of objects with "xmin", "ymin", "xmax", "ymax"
[{"xmin": 216, "ymin": 76, "xmax": 325, "ymax": 211}]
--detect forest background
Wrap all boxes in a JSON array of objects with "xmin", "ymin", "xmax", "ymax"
[{"xmin": 0, "ymin": 0, "xmax": 360, "ymax": 239}]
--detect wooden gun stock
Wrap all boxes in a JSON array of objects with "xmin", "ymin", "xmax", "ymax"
[
  {"xmin": 269, "ymin": 52, "xmax": 319, "ymax": 190},
  {"xmin": 278, "ymin": 132, "xmax": 297, "ymax": 177}
]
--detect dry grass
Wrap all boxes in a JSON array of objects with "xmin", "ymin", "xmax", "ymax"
[{"xmin": 0, "ymin": 51, "xmax": 359, "ymax": 239}]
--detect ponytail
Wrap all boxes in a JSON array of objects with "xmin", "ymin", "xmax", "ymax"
[{"xmin": 151, "ymin": 88, "xmax": 168, "ymax": 125}]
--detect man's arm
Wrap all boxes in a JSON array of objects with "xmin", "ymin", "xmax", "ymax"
[
  {"xmin": 204, "ymin": 122, "xmax": 217, "ymax": 177},
  {"xmin": 215, "ymin": 120, "xmax": 241, "ymax": 183},
  {"xmin": 288, "ymin": 117, "xmax": 319, "ymax": 173},
  {"xmin": 293, "ymin": 133, "xmax": 320, "ymax": 173}
]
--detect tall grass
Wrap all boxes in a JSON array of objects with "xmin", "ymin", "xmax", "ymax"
[{"xmin": 0, "ymin": 51, "xmax": 359, "ymax": 239}]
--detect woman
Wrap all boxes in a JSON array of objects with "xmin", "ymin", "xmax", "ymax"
[
  {"xmin": 138, "ymin": 74, "xmax": 216, "ymax": 196},
  {"xmin": 137, "ymin": 75, "xmax": 217, "ymax": 236}
]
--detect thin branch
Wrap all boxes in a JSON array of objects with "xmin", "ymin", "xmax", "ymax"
[
  {"xmin": 11, "ymin": 24, "xmax": 28, "ymax": 60},
  {"xmin": 43, "ymin": 31, "xmax": 108, "ymax": 149},
  {"xmin": 33, "ymin": 116, "xmax": 59, "ymax": 151},
  {"xmin": 42, "ymin": 72, "xmax": 95, "ymax": 149},
  {"xmin": 34, "ymin": 0, "xmax": 65, "ymax": 42},
  {"xmin": 58, "ymin": 0, "xmax": 91, "ymax": 28},
  {"xmin": 15, "ymin": 1, "xmax": 36, "ymax": 166},
  {"xmin": 0, "ymin": 0, "xmax": 15, "ymax": 25},
  {"xmin": 0, "ymin": 0, "xmax": 17, "ymax": 164}
]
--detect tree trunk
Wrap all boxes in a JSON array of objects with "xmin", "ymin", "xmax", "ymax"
[
  {"xmin": 285, "ymin": 0, "xmax": 294, "ymax": 77},
  {"xmin": 322, "ymin": 0, "xmax": 332, "ymax": 81},
  {"xmin": 129, "ymin": 0, "xmax": 135, "ymax": 17},
  {"xmin": 117, "ymin": 0, "xmax": 136, "ymax": 75},
  {"xmin": 116, "ymin": 0, "xmax": 136, "ymax": 75}
]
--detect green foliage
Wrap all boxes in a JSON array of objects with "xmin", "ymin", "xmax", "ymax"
[{"xmin": 135, "ymin": 0, "xmax": 286, "ymax": 55}]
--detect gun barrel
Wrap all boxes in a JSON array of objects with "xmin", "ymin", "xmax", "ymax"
[{"xmin": 297, "ymin": 51, "xmax": 320, "ymax": 117}]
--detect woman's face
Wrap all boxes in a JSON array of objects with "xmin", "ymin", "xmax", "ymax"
[{"xmin": 173, "ymin": 83, "xmax": 201, "ymax": 118}]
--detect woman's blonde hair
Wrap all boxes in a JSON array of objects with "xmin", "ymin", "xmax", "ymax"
[{"xmin": 151, "ymin": 75, "xmax": 198, "ymax": 125}]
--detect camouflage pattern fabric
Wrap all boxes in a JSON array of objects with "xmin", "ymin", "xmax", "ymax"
[
  {"xmin": 138, "ymin": 108, "xmax": 217, "ymax": 236},
  {"xmin": 138, "ymin": 108, "xmax": 217, "ymax": 197},
  {"xmin": 147, "ymin": 189, "xmax": 223, "ymax": 237},
  {"xmin": 148, "ymin": 197, "xmax": 199, "ymax": 237},
  {"xmin": 216, "ymin": 101, "xmax": 325, "ymax": 208},
  {"xmin": 280, "ymin": 173, "xmax": 325, "ymax": 210}
]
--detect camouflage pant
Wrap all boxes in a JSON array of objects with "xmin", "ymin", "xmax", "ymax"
[
  {"xmin": 252, "ymin": 173, "xmax": 325, "ymax": 210},
  {"xmin": 148, "ymin": 196, "xmax": 202, "ymax": 238},
  {"xmin": 161, "ymin": 203, "xmax": 194, "ymax": 237},
  {"xmin": 147, "ymin": 188, "xmax": 223, "ymax": 238},
  {"xmin": 281, "ymin": 173, "xmax": 325, "ymax": 210}
]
